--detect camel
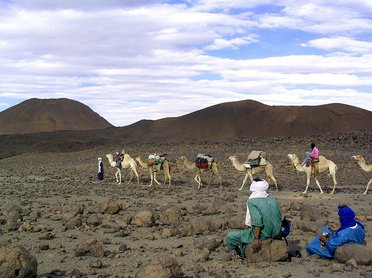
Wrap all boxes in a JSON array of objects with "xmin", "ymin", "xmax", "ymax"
[
  {"xmin": 135, "ymin": 156, "xmax": 172, "ymax": 187},
  {"xmin": 106, "ymin": 152, "xmax": 139, "ymax": 185},
  {"xmin": 352, "ymin": 155, "xmax": 371, "ymax": 195},
  {"xmin": 178, "ymin": 156, "xmax": 222, "ymax": 189},
  {"xmin": 228, "ymin": 155, "xmax": 278, "ymax": 191},
  {"xmin": 287, "ymin": 154, "xmax": 337, "ymax": 194}
]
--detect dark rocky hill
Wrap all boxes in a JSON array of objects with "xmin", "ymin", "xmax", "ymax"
[
  {"xmin": 0, "ymin": 99, "xmax": 371, "ymax": 158},
  {"xmin": 0, "ymin": 98, "xmax": 113, "ymax": 135}
]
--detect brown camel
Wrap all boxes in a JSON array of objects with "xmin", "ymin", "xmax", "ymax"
[
  {"xmin": 135, "ymin": 156, "xmax": 172, "ymax": 187},
  {"xmin": 352, "ymin": 155, "xmax": 371, "ymax": 195},
  {"xmin": 178, "ymin": 156, "xmax": 222, "ymax": 189},
  {"xmin": 287, "ymin": 154, "xmax": 337, "ymax": 194},
  {"xmin": 106, "ymin": 152, "xmax": 139, "ymax": 185},
  {"xmin": 228, "ymin": 155, "xmax": 278, "ymax": 191}
]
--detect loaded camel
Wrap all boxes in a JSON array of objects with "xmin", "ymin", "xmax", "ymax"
[
  {"xmin": 135, "ymin": 156, "xmax": 172, "ymax": 187},
  {"xmin": 106, "ymin": 151, "xmax": 139, "ymax": 185},
  {"xmin": 228, "ymin": 155, "xmax": 278, "ymax": 191},
  {"xmin": 178, "ymin": 156, "xmax": 222, "ymax": 189},
  {"xmin": 287, "ymin": 154, "xmax": 337, "ymax": 194},
  {"xmin": 352, "ymin": 155, "xmax": 371, "ymax": 195}
]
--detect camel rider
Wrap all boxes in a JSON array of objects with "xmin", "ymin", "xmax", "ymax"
[
  {"xmin": 115, "ymin": 152, "xmax": 124, "ymax": 168},
  {"xmin": 302, "ymin": 143, "xmax": 320, "ymax": 174}
]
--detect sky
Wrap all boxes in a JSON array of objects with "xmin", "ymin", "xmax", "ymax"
[{"xmin": 0, "ymin": 0, "xmax": 371, "ymax": 126}]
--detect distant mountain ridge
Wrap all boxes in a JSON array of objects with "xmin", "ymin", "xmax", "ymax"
[
  {"xmin": 0, "ymin": 98, "xmax": 371, "ymax": 159},
  {"xmin": 122, "ymin": 100, "xmax": 372, "ymax": 139},
  {"xmin": 0, "ymin": 98, "xmax": 113, "ymax": 135}
]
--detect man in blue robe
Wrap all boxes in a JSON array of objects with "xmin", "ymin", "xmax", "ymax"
[{"xmin": 306, "ymin": 205, "xmax": 365, "ymax": 259}]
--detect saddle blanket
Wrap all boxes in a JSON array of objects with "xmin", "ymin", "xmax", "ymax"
[{"xmin": 195, "ymin": 154, "xmax": 213, "ymax": 169}]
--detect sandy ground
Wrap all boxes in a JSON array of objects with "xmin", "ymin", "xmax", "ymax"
[{"xmin": 0, "ymin": 139, "xmax": 371, "ymax": 277}]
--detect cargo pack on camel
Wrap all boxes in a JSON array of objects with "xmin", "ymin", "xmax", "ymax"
[
  {"xmin": 147, "ymin": 153, "xmax": 167, "ymax": 171},
  {"xmin": 195, "ymin": 154, "xmax": 214, "ymax": 169},
  {"xmin": 245, "ymin": 150, "xmax": 268, "ymax": 168}
]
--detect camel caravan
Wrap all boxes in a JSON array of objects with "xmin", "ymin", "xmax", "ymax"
[{"xmin": 104, "ymin": 148, "xmax": 370, "ymax": 195}]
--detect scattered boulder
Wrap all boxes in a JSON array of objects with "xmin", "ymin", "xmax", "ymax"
[
  {"xmin": 0, "ymin": 244, "xmax": 38, "ymax": 278},
  {"xmin": 134, "ymin": 209, "xmax": 155, "ymax": 227},
  {"xmin": 159, "ymin": 205, "xmax": 182, "ymax": 225},
  {"xmin": 178, "ymin": 217, "xmax": 210, "ymax": 236},
  {"xmin": 101, "ymin": 201, "xmax": 123, "ymax": 215},
  {"xmin": 244, "ymin": 239, "xmax": 288, "ymax": 263},
  {"xmin": 2, "ymin": 203, "xmax": 23, "ymax": 232},
  {"xmin": 75, "ymin": 238, "xmax": 104, "ymax": 257},
  {"xmin": 300, "ymin": 205, "xmax": 318, "ymax": 221},
  {"xmin": 86, "ymin": 214, "xmax": 102, "ymax": 227},
  {"xmin": 194, "ymin": 235, "xmax": 222, "ymax": 251},
  {"xmin": 335, "ymin": 243, "xmax": 371, "ymax": 265},
  {"xmin": 135, "ymin": 256, "xmax": 181, "ymax": 278}
]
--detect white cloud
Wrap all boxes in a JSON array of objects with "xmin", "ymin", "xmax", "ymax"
[
  {"xmin": 0, "ymin": 1, "xmax": 371, "ymax": 126},
  {"xmin": 303, "ymin": 37, "xmax": 372, "ymax": 54}
]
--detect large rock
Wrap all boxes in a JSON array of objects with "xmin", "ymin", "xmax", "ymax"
[
  {"xmin": 0, "ymin": 245, "xmax": 38, "ymax": 278},
  {"xmin": 2, "ymin": 203, "xmax": 23, "ymax": 232},
  {"xmin": 244, "ymin": 239, "xmax": 288, "ymax": 262},
  {"xmin": 159, "ymin": 205, "xmax": 182, "ymax": 225},
  {"xmin": 300, "ymin": 205, "xmax": 318, "ymax": 221},
  {"xmin": 75, "ymin": 238, "xmax": 104, "ymax": 257},
  {"xmin": 134, "ymin": 209, "xmax": 154, "ymax": 227},
  {"xmin": 178, "ymin": 217, "xmax": 210, "ymax": 236},
  {"xmin": 135, "ymin": 256, "xmax": 181, "ymax": 278},
  {"xmin": 194, "ymin": 235, "xmax": 222, "ymax": 251},
  {"xmin": 101, "ymin": 201, "xmax": 123, "ymax": 215},
  {"xmin": 335, "ymin": 243, "xmax": 372, "ymax": 265}
]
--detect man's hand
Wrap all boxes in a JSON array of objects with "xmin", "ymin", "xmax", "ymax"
[
  {"xmin": 328, "ymin": 223, "xmax": 339, "ymax": 231},
  {"xmin": 252, "ymin": 239, "xmax": 261, "ymax": 252}
]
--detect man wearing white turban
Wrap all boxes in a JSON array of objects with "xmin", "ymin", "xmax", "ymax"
[{"xmin": 225, "ymin": 178, "xmax": 282, "ymax": 258}]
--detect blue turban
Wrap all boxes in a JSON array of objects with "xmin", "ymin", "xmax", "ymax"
[{"xmin": 338, "ymin": 205, "xmax": 363, "ymax": 231}]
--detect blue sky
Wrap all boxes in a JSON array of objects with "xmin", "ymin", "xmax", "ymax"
[{"xmin": 0, "ymin": 0, "xmax": 371, "ymax": 126}]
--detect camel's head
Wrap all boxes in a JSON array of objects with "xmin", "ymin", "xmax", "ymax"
[
  {"xmin": 287, "ymin": 154, "xmax": 299, "ymax": 163},
  {"xmin": 228, "ymin": 155, "xmax": 237, "ymax": 161},
  {"xmin": 351, "ymin": 155, "xmax": 362, "ymax": 162}
]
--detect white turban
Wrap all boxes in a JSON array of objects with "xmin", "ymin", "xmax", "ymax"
[
  {"xmin": 245, "ymin": 179, "xmax": 269, "ymax": 227},
  {"xmin": 250, "ymin": 179, "xmax": 269, "ymax": 193},
  {"xmin": 98, "ymin": 157, "xmax": 102, "ymax": 161}
]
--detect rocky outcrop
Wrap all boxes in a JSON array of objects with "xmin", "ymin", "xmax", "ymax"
[{"xmin": 0, "ymin": 245, "xmax": 38, "ymax": 278}]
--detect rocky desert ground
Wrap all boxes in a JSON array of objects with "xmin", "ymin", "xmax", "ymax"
[{"xmin": 0, "ymin": 132, "xmax": 371, "ymax": 277}]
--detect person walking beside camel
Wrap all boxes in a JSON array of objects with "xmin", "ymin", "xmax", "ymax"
[
  {"xmin": 225, "ymin": 178, "xmax": 282, "ymax": 258},
  {"xmin": 97, "ymin": 157, "xmax": 104, "ymax": 181}
]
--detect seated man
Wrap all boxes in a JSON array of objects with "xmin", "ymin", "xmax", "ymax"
[
  {"xmin": 306, "ymin": 205, "xmax": 365, "ymax": 259},
  {"xmin": 225, "ymin": 178, "xmax": 282, "ymax": 258}
]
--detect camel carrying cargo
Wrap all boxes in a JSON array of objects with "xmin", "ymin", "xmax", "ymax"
[{"xmin": 245, "ymin": 150, "xmax": 267, "ymax": 168}]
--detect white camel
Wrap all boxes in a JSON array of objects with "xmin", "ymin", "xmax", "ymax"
[
  {"xmin": 135, "ymin": 156, "xmax": 172, "ymax": 187},
  {"xmin": 178, "ymin": 156, "xmax": 222, "ymax": 189},
  {"xmin": 352, "ymin": 155, "xmax": 371, "ymax": 195},
  {"xmin": 106, "ymin": 152, "xmax": 139, "ymax": 185},
  {"xmin": 287, "ymin": 154, "xmax": 338, "ymax": 194},
  {"xmin": 229, "ymin": 155, "xmax": 278, "ymax": 191}
]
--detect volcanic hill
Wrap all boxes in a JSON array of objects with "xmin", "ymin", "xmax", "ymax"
[
  {"xmin": 123, "ymin": 100, "xmax": 372, "ymax": 139},
  {"xmin": 0, "ymin": 98, "xmax": 113, "ymax": 135}
]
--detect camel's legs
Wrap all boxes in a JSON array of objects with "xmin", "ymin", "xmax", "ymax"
[
  {"xmin": 268, "ymin": 174, "xmax": 279, "ymax": 192},
  {"xmin": 314, "ymin": 177, "xmax": 324, "ymax": 194},
  {"xmin": 329, "ymin": 174, "xmax": 337, "ymax": 194},
  {"xmin": 213, "ymin": 167, "xmax": 222, "ymax": 186},
  {"xmin": 194, "ymin": 174, "xmax": 202, "ymax": 189},
  {"xmin": 239, "ymin": 171, "xmax": 253, "ymax": 191},
  {"xmin": 153, "ymin": 171, "xmax": 161, "ymax": 185},
  {"xmin": 164, "ymin": 171, "xmax": 171, "ymax": 187},
  {"xmin": 363, "ymin": 179, "xmax": 371, "ymax": 195},
  {"xmin": 303, "ymin": 173, "xmax": 311, "ymax": 194},
  {"xmin": 127, "ymin": 169, "xmax": 134, "ymax": 185}
]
